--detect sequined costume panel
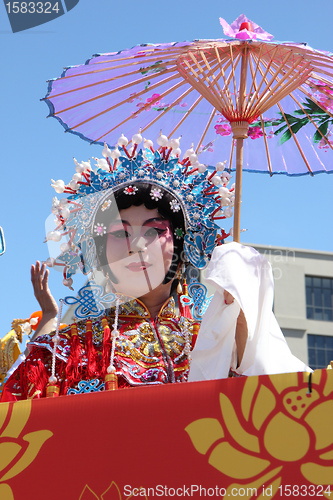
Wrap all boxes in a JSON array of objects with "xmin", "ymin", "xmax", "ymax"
[{"xmin": 1, "ymin": 297, "xmax": 196, "ymax": 401}]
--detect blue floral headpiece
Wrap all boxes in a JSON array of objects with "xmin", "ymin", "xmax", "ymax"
[{"xmin": 46, "ymin": 133, "xmax": 235, "ymax": 288}]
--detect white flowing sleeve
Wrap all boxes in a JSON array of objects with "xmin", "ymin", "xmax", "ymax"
[{"xmin": 188, "ymin": 242, "xmax": 311, "ymax": 381}]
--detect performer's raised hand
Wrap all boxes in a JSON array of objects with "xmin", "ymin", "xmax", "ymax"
[
  {"xmin": 31, "ymin": 261, "xmax": 58, "ymax": 317},
  {"xmin": 29, "ymin": 261, "xmax": 58, "ymax": 344}
]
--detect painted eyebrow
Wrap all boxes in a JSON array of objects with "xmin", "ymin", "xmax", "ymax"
[
  {"xmin": 115, "ymin": 217, "xmax": 168, "ymax": 227},
  {"xmin": 143, "ymin": 217, "xmax": 168, "ymax": 225}
]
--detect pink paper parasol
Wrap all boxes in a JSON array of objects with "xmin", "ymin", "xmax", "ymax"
[{"xmin": 44, "ymin": 15, "xmax": 333, "ymax": 241}]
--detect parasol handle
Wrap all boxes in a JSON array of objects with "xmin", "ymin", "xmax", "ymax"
[
  {"xmin": 230, "ymin": 121, "xmax": 249, "ymax": 242},
  {"xmin": 231, "ymin": 47, "xmax": 249, "ymax": 243}
]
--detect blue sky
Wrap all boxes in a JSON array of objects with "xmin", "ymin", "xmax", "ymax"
[{"xmin": 0, "ymin": 0, "xmax": 332, "ymax": 338}]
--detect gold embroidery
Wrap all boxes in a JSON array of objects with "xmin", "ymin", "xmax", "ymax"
[
  {"xmin": 159, "ymin": 297, "xmax": 176, "ymax": 318},
  {"xmin": 116, "ymin": 350, "xmax": 164, "ymax": 369}
]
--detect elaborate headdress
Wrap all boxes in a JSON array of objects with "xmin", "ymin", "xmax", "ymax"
[
  {"xmin": 42, "ymin": 134, "xmax": 237, "ymax": 392},
  {"xmin": 46, "ymin": 132, "xmax": 235, "ymax": 289}
]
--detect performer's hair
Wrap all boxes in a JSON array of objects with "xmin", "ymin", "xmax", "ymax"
[{"xmin": 94, "ymin": 182, "xmax": 185, "ymax": 284}]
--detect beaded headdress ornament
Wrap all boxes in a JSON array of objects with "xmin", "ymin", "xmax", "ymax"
[{"xmin": 46, "ymin": 132, "xmax": 235, "ymax": 290}]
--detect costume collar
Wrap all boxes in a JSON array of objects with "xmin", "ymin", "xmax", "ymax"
[{"xmin": 114, "ymin": 295, "xmax": 176, "ymax": 319}]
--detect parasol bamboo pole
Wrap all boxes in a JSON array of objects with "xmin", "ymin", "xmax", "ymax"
[
  {"xmin": 233, "ymin": 138, "xmax": 244, "ymax": 243},
  {"xmin": 231, "ymin": 47, "xmax": 249, "ymax": 243}
]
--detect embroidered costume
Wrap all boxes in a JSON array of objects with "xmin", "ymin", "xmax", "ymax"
[{"xmin": 2, "ymin": 297, "xmax": 198, "ymax": 401}]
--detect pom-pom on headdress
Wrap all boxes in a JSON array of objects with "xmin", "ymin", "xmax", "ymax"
[{"xmin": 46, "ymin": 132, "xmax": 236, "ymax": 288}]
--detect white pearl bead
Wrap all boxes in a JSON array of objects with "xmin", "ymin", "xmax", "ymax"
[
  {"xmin": 51, "ymin": 179, "xmax": 65, "ymax": 194},
  {"xmin": 72, "ymin": 173, "xmax": 82, "ymax": 183},
  {"xmin": 74, "ymin": 160, "xmax": 85, "ymax": 173},
  {"xmin": 49, "ymin": 375, "xmax": 57, "ymax": 384},
  {"xmin": 219, "ymin": 186, "xmax": 230, "ymax": 198},
  {"xmin": 221, "ymin": 198, "xmax": 231, "ymax": 207},
  {"xmin": 61, "ymin": 207, "xmax": 71, "ymax": 219},
  {"xmin": 222, "ymin": 172, "xmax": 231, "ymax": 182},
  {"xmin": 118, "ymin": 134, "xmax": 129, "ymax": 147},
  {"xmin": 46, "ymin": 257, "xmax": 56, "ymax": 267},
  {"xmin": 107, "ymin": 365, "xmax": 116, "ymax": 374},
  {"xmin": 211, "ymin": 175, "xmax": 221, "ymax": 186},
  {"xmin": 216, "ymin": 161, "xmax": 226, "ymax": 171},
  {"xmin": 81, "ymin": 160, "xmax": 91, "ymax": 171},
  {"xmin": 224, "ymin": 207, "xmax": 233, "ymax": 218},
  {"xmin": 132, "ymin": 133, "xmax": 143, "ymax": 144},
  {"xmin": 168, "ymin": 137, "xmax": 180, "ymax": 150},
  {"xmin": 184, "ymin": 147, "xmax": 194, "ymax": 158},
  {"xmin": 102, "ymin": 143, "xmax": 112, "ymax": 157},
  {"xmin": 68, "ymin": 180, "xmax": 79, "ymax": 190},
  {"xmin": 189, "ymin": 153, "xmax": 198, "ymax": 164},
  {"xmin": 198, "ymin": 164, "xmax": 207, "ymax": 173},
  {"xmin": 156, "ymin": 132, "xmax": 168, "ymax": 147},
  {"xmin": 60, "ymin": 242, "xmax": 70, "ymax": 253},
  {"xmin": 63, "ymin": 277, "xmax": 73, "ymax": 287},
  {"xmin": 47, "ymin": 231, "xmax": 62, "ymax": 242},
  {"xmin": 143, "ymin": 138, "xmax": 153, "ymax": 149},
  {"xmin": 111, "ymin": 147, "xmax": 121, "ymax": 159},
  {"xmin": 95, "ymin": 158, "xmax": 108, "ymax": 171}
]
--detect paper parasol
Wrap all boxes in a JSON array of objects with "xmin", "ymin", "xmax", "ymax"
[{"xmin": 44, "ymin": 15, "xmax": 333, "ymax": 241}]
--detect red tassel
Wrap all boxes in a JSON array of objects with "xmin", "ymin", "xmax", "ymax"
[
  {"xmin": 105, "ymin": 371, "xmax": 118, "ymax": 391},
  {"xmin": 27, "ymin": 359, "xmax": 49, "ymax": 399},
  {"xmin": 178, "ymin": 279, "xmax": 193, "ymax": 320},
  {"xmin": 65, "ymin": 323, "xmax": 82, "ymax": 387},
  {"xmin": 46, "ymin": 382, "xmax": 60, "ymax": 398},
  {"xmin": 18, "ymin": 361, "xmax": 30, "ymax": 400},
  {"xmin": 85, "ymin": 319, "xmax": 99, "ymax": 378},
  {"xmin": 101, "ymin": 317, "xmax": 111, "ymax": 378},
  {"xmin": 191, "ymin": 323, "xmax": 200, "ymax": 349}
]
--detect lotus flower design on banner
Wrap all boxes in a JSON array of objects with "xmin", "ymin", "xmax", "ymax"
[
  {"xmin": 0, "ymin": 400, "xmax": 52, "ymax": 500},
  {"xmin": 79, "ymin": 481, "xmax": 148, "ymax": 500},
  {"xmin": 186, "ymin": 370, "xmax": 333, "ymax": 499}
]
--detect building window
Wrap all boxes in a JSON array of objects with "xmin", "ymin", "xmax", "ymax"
[
  {"xmin": 305, "ymin": 276, "xmax": 333, "ymax": 321},
  {"xmin": 308, "ymin": 334, "xmax": 333, "ymax": 369}
]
